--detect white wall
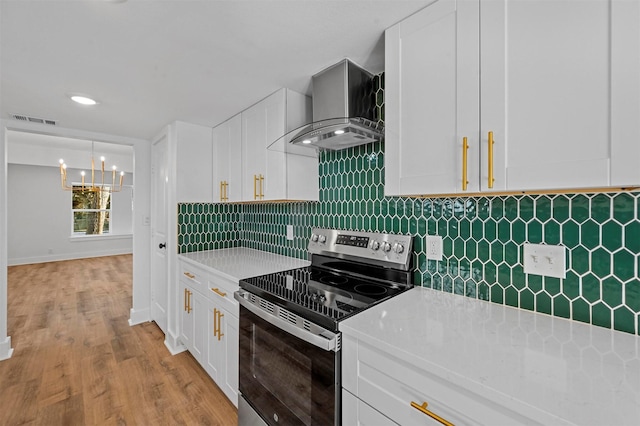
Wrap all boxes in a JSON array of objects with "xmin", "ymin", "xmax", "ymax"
[
  {"xmin": 0, "ymin": 124, "xmax": 11, "ymax": 361},
  {"xmin": 7, "ymin": 163, "xmax": 133, "ymax": 265},
  {"xmin": 0, "ymin": 120, "xmax": 152, "ymax": 361}
]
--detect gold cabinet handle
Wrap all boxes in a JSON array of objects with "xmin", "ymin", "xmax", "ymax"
[
  {"xmin": 213, "ymin": 308, "xmax": 225, "ymax": 341},
  {"xmin": 183, "ymin": 272, "xmax": 195, "ymax": 279},
  {"xmin": 253, "ymin": 174, "xmax": 258, "ymax": 200},
  {"xmin": 213, "ymin": 308, "xmax": 218, "ymax": 338},
  {"xmin": 219, "ymin": 180, "xmax": 224, "ymax": 202},
  {"xmin": 187, "ymin": 290, "xmax": 192, "ymax": 313},
  {"xmin": 462, "ymin": 136, "xmax": 469, "ymax": 191},
  {"xmin": 410, "ymin": 401, "xmax": 454, "ymax": 426},
  {"xmin": 184, "ymin": 288, "xmax": 188, "ymax": 311},
  {"xmin": 211, "ymin": 288, "xmax": 227, "ymax": 298},
  {"xmin": 488, "ymin": 131, "xmax": 495, "ymax": 189},
  {"xmin": 224, "ymin": 181, "xmax": 229, "ymax": 201},
  {"xmin": 259, "ymin": 174, "xmax": 264, "ymax": 199},
  {"xmin": 217, "ymin": 310, "xmax": 224, "ymax": 341}
]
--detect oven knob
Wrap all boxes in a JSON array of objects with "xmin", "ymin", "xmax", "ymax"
[
  {"xmin": 394, "ymin": 243, "xmax": 405, "ymax": 254},
  {"xmin": 311, "ymin": 233, "xmax": 319, "ymax": 242},
  {"xmin": 371, "ymin": 240, "xmax": 380, "ymax": 250},
  {"xmin": 318, "ymin": 234, "xmax": 327, "ymax": 244},
  {"xmin": 382, "ymin": 241, "xmax": 392, "ymax": 252}
]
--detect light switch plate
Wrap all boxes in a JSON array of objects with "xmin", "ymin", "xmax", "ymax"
[
  {"xmin": 426, "ymin": 235, "xmax": 443, "ymax": 261},
  {"xmin": 523, "ymin": 243, "xmax": 566, "ymax": 278},
  {"xmin": 286, "ymin": 225, "xmax": 294, "ymax": 241}
]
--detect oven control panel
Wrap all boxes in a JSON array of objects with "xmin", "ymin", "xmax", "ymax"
[{"xmin": 308, "ymin": 228, "xmax": 413, "ymax": 270}]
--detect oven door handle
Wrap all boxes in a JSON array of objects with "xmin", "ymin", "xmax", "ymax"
[{"xmin": 235, "ymin": 290, "xmax": 340, "ymax": 352}]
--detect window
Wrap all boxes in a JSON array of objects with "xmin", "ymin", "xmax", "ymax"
[{"xmin": 72, "ymin": 187, "xmax": 111, "ymax": 235}]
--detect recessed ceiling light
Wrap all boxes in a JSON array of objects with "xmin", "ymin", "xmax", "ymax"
[
  {"xmin": 302, "ymin": 139, "xmax": 312, "ymax": 144},
  {"xmin": 334, "ymin": 129, "xmax": 345, "ymax": 135},
  {"xmin": 70, "ymin": 95, "xmax": 98, "ymax": 106}
]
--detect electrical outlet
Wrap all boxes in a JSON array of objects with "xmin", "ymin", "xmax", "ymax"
[
  {"xmin": 426, "ymin": 235, "xmax": 443, "ymax": 261},
  {"xmin": 523, "ymin": 243, "xmax": 566, "ymax": 278},
  {"xmin": 286, "ymin": 225, "xmax": 294, "ymax": 241}
]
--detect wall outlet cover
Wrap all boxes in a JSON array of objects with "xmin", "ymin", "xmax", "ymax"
[
  {"xmin": 426, "ymin": 235, "xmax": 443, "ymax": 261},
  {"xmin": 286, "ymin": 225, "xmax": 294, "ymax": 241},
  {"xmin": 523, "ymin": 243, "xmax": 566, "ymax": 278}
]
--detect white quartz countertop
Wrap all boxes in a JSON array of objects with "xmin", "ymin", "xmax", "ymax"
[
  {"xmin": 340, "ymin": 286, "xmax": 640, "ymax": 426},
  {"xmin": 178, "ymin": 247, "xmax": 310, "ymax": 282}
]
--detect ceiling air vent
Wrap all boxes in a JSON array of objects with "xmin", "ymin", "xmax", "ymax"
[{"xmin": 11, "ymin": 114, "xmax": 57, "ymax": 126}]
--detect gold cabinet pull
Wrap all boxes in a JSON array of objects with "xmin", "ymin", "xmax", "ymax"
[
  {"xmin": 259, "ymin": 174, "xmax": 264, "ymax": 199},
  {"xmin": 410, "ymin": 401, "xmax": 454, "ymax": 426},
  {"xmin": 462, "ymin": 137, "xmax": 469, "ymax": 191},
  {"xmin": 211, "ymin": 288, "xmax": 227, "ymax": 298},
  {"xmin": 183, "ymin": 272, "xmax": 195, "ymax": 279},
  {"xmin": 217, "ymin": 310, "xmax": 224, "ymax": 341},
  {"xmin": 220, "ymin": 180, "xmax": 228, "ymax": 201},
  {"xmin": 187, "ymin": 290, "xmax": 192, "ymax": 313},
  {"xmin": 213, "ymin": 308, "xmax": 224, "ymax": 341},
  {"xmin": 253, "ymin": 174, "xmax": 258, "ymax": 200},
  {"xmin": 488, "ymin": 131, "xmax": 495, "ymax": 189},
  {"xmin": 213, "ymin": 308, "xmax": 218, "ymax": 338},
  {"xmin": 184, "ymin": 288, "xmax": 188, "ymax": 311}
]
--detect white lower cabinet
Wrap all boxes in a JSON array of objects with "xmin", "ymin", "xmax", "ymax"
[
  {"xmin": 205, "ymin": 282, "xmax": 239, "ymax": 406},
  {"xmin": 178, "ymin": 259, "xmax": 239, "ymax": 407},
  {"xmin": 342, "ymin": 334, "xmax": 532, "ymax": 425},
  {"xmin": 343, "ymin": 389, "xmax": 397, "ymax": 426},
  {"xmin": 179, "ymin": 282, "xmax": 206, "ymax": 363}
]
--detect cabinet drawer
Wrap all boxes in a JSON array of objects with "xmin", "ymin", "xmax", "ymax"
[
  {"xmin": 179, "ymin": 261, "xmax": 209, "ymax": 291},
  {"xmin": 343, "ymin": 389, "xmax": 398, "ymax": 426},
  {"xmin": 206, "ymin": 274, "xmax": 239, "ymax": 313},
  {"xmin": 345, "ymin": 338, "xmax": 531, "ymax": 426}
]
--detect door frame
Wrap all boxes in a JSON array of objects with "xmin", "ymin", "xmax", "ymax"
[{"xmin": 0, "ymin": 119, "xmax": 151, "ymax": 361}]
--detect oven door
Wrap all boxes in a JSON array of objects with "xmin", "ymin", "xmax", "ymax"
[{"xmin": 235, "ymin": 290, "xmax": 340, "ymax": 426}]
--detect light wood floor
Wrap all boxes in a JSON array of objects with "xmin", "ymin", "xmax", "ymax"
[{"xmin": 0, "ymin": 255, "xmax": 238, "ymax": 425}]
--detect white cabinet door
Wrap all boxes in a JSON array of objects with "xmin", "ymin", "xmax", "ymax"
[
  {"xmin": 179, "ymin": 283, "xmax": 194, "ymax": 351},
  {"xmin": 385, "ymin": 0, "xmax": 479, "ymax": 196},
  {"xmin": 191, "ymin": 290, "xmax": 206, "ymax": 362},
  {"xmin": 481, "ymin": 0, "xmax": 640, "ymax": 191},
  {"xmin": 206, "ymin": 298, "xmax": 239, "ymax": 407},
  {"xmin": 174, "ymin": 121, "xmax": 214, "ymax": 202},
  {"xmin": 212, "ymin": 114, "xmax": 243, "ymax": 202},
  {"xmin": 242, "ymin": 93, "xmax": 272, "ymax": 201},
  {"xmin": 219, "ymin": 307, "xmax": 239, "ymax": 406},
  {"xmin": 242, "ymin": 89, "xmax": 317, "ymax": 201}
]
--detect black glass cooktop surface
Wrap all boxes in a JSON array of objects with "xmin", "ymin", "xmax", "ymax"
[{"xmin": 239, "ymin": 260, "xmax": 412, "ymax": 331}]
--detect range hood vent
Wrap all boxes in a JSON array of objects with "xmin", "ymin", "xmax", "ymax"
[{"xmin": 280, "ymin": 59, "xmax": 383, "ymax": 151}]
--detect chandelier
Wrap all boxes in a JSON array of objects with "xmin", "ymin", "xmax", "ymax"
[{"xmin": 58, "ymin": 141, "xmax": 125, "ymax": 193}]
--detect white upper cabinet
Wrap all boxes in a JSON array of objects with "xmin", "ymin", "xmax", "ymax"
[
  {"xmin": 212, "ymin": 114, "xmax": 242, "ymax": 202},
  {"xmin": 385, "ymin": 0, "xmax": 640, "ymax": 196},
  {"xmin": 241, "ymin": 88, "xmax": 318, "ymax": 202},
  {"xmin": 174, "ymin": 121, "xmax": 214, "ymax": 202},
  {"xmin": 385, "ymin": 0, "xmax": 479, "ymax": 196},
  {"xmin": 482, "ymin": 0, "xmax": 640, "ymax": 191}
]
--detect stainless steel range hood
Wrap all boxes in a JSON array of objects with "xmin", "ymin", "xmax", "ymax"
[{"xmin": 279, "ymin": 59, "xmax": 383, "ymax": 151}]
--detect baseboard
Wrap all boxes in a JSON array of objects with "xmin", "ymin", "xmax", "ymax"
[
  {"xmin": 128, "ymin": 307, "xmax": 150, "ymax": 326},
  {"xmin": 0, "ymin": 336, "xmax": 14, "ymax": 361},
  {"xmin": 9, "ymin": 248, "xmax": 133, "ymax": 266},
  {"xmin": 164, "ymin": 331, "xmax": 186, "ymax": 355}
]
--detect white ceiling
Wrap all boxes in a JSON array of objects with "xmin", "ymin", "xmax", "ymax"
[{"xmin": 1, "ymin": 0, "xmax": 430, "ymax": 141}]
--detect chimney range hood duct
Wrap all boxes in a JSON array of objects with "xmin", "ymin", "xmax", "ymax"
[{"xmin": 282, "ymin": 59, "xmax": 383, "ymax": 151}]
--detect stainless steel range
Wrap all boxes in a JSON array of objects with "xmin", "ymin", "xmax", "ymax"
[{"xmin": 234, "ymin": 228, "xmax": 413, "ymax": 426}]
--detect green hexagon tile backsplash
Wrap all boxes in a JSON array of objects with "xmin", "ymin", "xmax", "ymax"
[{"xmin": 178, "ymin": 74, "xmax": 639, "ymax": 336}]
